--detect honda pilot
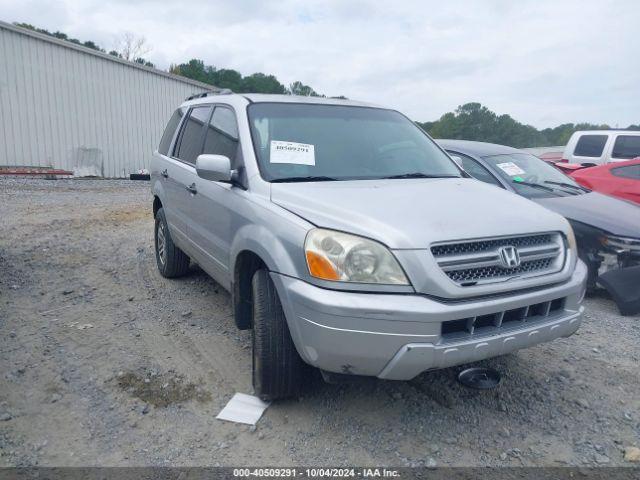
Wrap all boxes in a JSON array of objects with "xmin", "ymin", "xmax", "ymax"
[{"xmin": 151, "ymin": 93, "xmax": 587, "ymax": 400}]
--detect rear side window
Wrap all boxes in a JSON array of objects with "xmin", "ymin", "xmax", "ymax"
[
  {"xmin": 158, "ymin": 108, "xmax": 186, "ymax": 155},
  {"xmin": 612, "ymin": 135, "xmax": 640, "ymax": 159},
  {"xmin": 202, "ymin": 107, "xmax": 239, "ymax": 165},
  {"xmin": 174, "ymin": 106, "xmax": 213, "ymax": 164},
  {"xmin": 611, "ymin": 164, "xmax": 640, "ymax": 180},
  {"xmin": 573, "ymin": 135, "xmax": 607, "ymax": 157}
]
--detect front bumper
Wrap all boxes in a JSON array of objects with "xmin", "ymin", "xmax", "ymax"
[{"xmin": 271, "ymin": 260, "xmax": 587, "ymax": 380}]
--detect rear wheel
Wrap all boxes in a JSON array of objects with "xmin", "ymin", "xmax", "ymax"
[
  {"xmin": 251, "ymin": 269, "xmax": 304, "ymax": 401},
  {"xmin": 154, "ymin": 207, "xmax": 190, "ymax": 278}
]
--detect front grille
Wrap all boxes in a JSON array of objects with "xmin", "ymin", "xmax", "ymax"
[
  {"xmin": 431, "ymin": 234, "xmax": 553, "ymax": 257},
  {"xmin": 431, "ymin": 233, "xmax": 565, "ymax": 286},
  {"xmin": 440, "ymin": 297, "xmax": 566, "ymax": 342},
  {"xmin": 447, "ymin": 258, "xmax": 553, "ymax": 283}
]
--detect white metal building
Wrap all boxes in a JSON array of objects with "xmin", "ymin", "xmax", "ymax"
[{"xmin": 0, "ymin": 21, "xmax": 215, "ymax": 178}]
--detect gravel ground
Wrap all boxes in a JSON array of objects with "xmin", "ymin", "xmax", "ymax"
[{"xmin": 0, "ymin": 178, "xmax": 638, "ymax": 467}]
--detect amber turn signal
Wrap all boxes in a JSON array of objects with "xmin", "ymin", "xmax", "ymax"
[{"xmin": 306, "ymin": 251, "xmax": 340, "ymax": 281}]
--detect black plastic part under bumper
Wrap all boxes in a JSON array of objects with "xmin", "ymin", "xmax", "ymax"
[{"xmin": 598, "ymin": 265, "xmax": 640, "ymax": 316}]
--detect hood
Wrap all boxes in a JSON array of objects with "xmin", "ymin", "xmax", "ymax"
[
  {"xmin": 271, "ymin": 178, "xmax": 570, "ymax": 249},
  {"xmin": 534, "ymin": 192, "xmax": 640, "ymax": 238}
]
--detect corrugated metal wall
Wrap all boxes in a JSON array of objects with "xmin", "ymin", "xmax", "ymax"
[{"xmin": 0, "ymin": 21, "xmax": 212, "ymax": 177}]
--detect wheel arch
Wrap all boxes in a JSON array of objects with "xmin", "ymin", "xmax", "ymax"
[
  {"xmin": 153, "ymin": 195, "xmax": 163, "ymax": 217},
  {"xmin": 151, "ymin": 178, "xmax": 167, "ymax": 218},
  {"xmin": 230, "ymin": 224, "xmax": 304, "ymax": 330},
  {"xmin": 232, "ymin": 250, "xmax": 267, "ymax": 330}
]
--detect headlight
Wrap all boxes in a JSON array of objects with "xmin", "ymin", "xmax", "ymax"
[
  {"xmin": 600, "ymin": 234, "xmax": 640, "ymax": 253},
  {"xmin": 304, "ymin": 228, "xmax": 409, "ymax": 285}
]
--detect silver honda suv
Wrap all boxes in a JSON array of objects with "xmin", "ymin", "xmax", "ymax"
[{"xmin": 151, "ymin": 92, "xmax": 587, "ymax": 400}]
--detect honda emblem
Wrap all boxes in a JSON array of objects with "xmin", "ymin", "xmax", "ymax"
[{"xmin": 498, "ymin": 246, "xmax": 521, "ymax": 268}]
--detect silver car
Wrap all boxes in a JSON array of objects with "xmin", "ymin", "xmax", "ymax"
[{"xmin": 150, "ymin": 93, "xmax": 587, "ymax": 400}]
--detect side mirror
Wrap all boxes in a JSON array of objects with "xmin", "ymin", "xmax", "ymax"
[{"xmin": 196, "ymin": 154, "xmax": 232, "ymax": 182}]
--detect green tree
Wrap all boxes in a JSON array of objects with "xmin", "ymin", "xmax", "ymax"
[
  {"xmin": 171, "ymin": 60, "xmax": 299, "ymax": 94},
  {"xmin": 171, "ymin": 59, "xmax": 209, "ymax": 84},
  {"xmin": 134, "ymin": 57, "xmax": 155, "ymax": 68},
  {"xmin": 213, "ymin": 69, "xmax": 243, "ymax": 91},
  {"xmin": 288, "ymin": 81, "xmax": 319, "ymax": 96},
  {"xmin": 82, "ymin": 41, "xmax": 101, "ymax": 51},
  {"xmin": 15, "ymin": 23, "xmax": 104, "ymax": 52},
  {"xmin": 15, "ymin": 23, "xmax": 332, "ymax": 96},
  {"xmin": 419, "ymin": 103, "xmax": 631, "ymax": 148},
  {"xmin": 12, "ymin": 22, "xmax": 163, "ymax": 64},
  {"xmin": 240, "ymin": 73, "xmax": 286, "ymax": 94}
]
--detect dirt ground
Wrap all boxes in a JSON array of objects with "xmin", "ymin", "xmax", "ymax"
[{"xmin": 1, "ymin": 178, "xmax": 639, "ymax": 467}]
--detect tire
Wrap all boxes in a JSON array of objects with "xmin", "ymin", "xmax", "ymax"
[
  {"xmin": 154, "ymin": 207, "xmax": 190, "ymax": 278},
  {"xmin": 251, "ymin": 269, "xmax": 304, "ymax": 401}
]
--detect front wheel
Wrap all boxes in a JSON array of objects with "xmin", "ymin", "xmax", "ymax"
[{"xmin": 251, "ymin": 269, "xmax": 304, "ymax": 401}]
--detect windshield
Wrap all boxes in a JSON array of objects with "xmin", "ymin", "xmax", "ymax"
[
  {"xmin": 247, "ymin": 103, "xmax": 462, "ymax": 182},
  {"xmin": 483, "ymin": 152, "xmax": 583, "ymax": 197}
]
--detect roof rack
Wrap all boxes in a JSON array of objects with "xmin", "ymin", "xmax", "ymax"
[{"xmin": 185, "ymin": 88, "xmax": 233, "ymax": 101}]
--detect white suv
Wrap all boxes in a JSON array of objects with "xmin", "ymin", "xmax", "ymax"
[{"xmin": 562, "ymin": 130, "xmax": 640, "ymax": 165}]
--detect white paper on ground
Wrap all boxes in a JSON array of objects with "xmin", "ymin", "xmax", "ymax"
[
  {"xmin": 216, "ymin": 393, "xmax": 270, "ymax": 425},
  {"xmin": 270, "ymin": 140, "xmax": 315, "ymax": 165}
]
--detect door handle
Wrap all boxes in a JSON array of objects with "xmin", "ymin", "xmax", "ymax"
[
  {"xmin": 160, "ymin": 169, "xmax": 168, "ymax": 178},
  {"xmin": 186, "ymin": 183, "xmax": 197, "ymax": 194}
]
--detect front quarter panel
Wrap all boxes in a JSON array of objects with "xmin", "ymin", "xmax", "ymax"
[{"xmin": 229, "ymin": 192, "xmax": 312, "ymax": 279}]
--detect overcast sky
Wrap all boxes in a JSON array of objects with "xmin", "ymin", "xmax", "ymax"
[{"xmin": 2, "ymin": 0, "xmax": 639, "ymax": 128}]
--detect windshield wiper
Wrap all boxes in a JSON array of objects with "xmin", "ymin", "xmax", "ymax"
[
  {"xmin": 272, "ymin": 173, "xmax": 461, "ymax": 182},
  {"xmin": 381, "ymin": 173, "xmax": 461, "ymax": 179},
  {"xmin": 271, "ymin": 175, "xmax": 339, "ymax": 183},
  {"xmin": 544, "ymin": 180, "xmax": 590, "ymax": 193},
  {"xmin": 511, "ymin": 180, "xmax": 556, "ymax": 193}
]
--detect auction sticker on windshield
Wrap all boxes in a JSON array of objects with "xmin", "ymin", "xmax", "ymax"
[
  {"xmin": 270, "ymin": 141, "xmax": 315, "ymax": 165},
  {"xmin": 496, "ymin": 162, "xmax": 525, "ymax": 176}
]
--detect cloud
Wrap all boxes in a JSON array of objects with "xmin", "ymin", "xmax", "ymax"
[{"xmin": 1, "ymin": 0, "xmax": 638, "ymax": 127}]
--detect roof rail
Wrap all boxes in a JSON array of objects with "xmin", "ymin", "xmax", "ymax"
[{"xmin": 185, "ymin": 88, "xmax": 233, "ymax": 101}]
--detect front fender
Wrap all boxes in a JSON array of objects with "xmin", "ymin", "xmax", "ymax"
[
  {"xmin": 230, "ymin": 223, "xmax": 307, "ymax": 279},
  {"xmin": 229, "ymin": 222, "xmax": 312, "ymax": 350}
]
